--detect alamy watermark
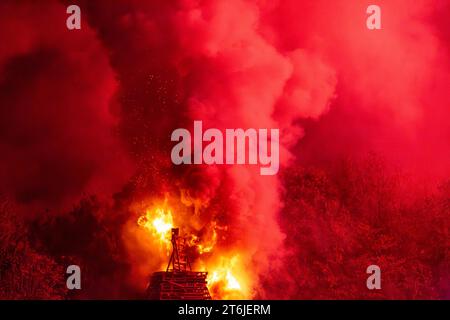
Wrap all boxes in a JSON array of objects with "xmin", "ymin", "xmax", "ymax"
[{"xmin": 171, "ymin": 121, "xmax": 279, "ymax": 176}]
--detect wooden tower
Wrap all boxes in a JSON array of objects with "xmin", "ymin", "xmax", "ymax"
[{"xmin": 146, "ymin": 228, "xmax": 211, "ymax": 300}]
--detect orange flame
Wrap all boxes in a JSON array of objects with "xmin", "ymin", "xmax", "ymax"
[
  {"xmin": 206, "ymin": 255, "xmax": 249, "ymax": 299},
  {"xmin": 136, "ymin": 203, "xmax": 251, "ymax": 299},
  {"xmin": 137, "ymin": 207, "xmax": 173, "ymax": 251}
]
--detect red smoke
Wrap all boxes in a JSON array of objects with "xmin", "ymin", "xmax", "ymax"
[
  {"xmin": 267, "ymin": 0, "xmax": 450, "ymax": 176},
  {"xmin": 0, "ymin": 0, "xmax": 448, "ymax": 299},
  {"xmin": 0, "ymin": 1, "xmax": 133, "ymax": 214}
]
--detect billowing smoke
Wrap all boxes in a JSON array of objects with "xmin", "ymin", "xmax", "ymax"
[
  {"xmin": 167, "ymin": 0, "xmax": 337, "ymax": 297},
  {"xmin": 0, "ymin": 0, "xmax": 133, "ymax": 215},
  {"xmin": 0, "ymin": 0, "xmax": 448, "ymax": 299}
]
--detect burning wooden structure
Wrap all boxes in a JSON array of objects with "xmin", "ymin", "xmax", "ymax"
[{"xmin": 146, "ymin": 228, "xmax": 211, "ymax": 300}]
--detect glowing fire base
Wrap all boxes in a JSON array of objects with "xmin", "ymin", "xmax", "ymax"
[
  {"xmin": 146, "ymin": 228, "xmax": 212, "ymax": 300},
  {"xmin": 147, "ymin": 271, "xmax": 211, "ymax": 300}
]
